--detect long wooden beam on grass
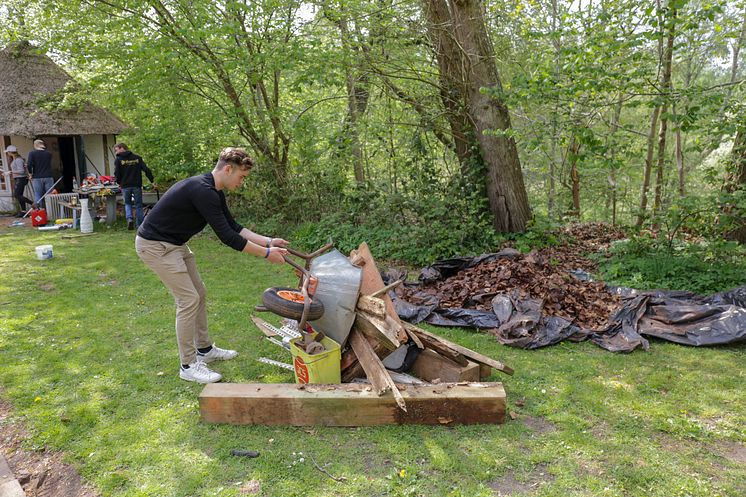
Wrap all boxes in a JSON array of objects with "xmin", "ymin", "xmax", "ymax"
[{"xmin": 199, "ymin": 382, "xmax": 506, "ymax": 426}]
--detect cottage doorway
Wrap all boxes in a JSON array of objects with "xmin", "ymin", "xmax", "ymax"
[{"xmin": 58, "ymin": 137, "xmax": 76, "ymax": 193}]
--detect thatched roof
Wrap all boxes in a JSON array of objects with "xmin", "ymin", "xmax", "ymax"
[{"xmin": 0, "ymin": 41, "xmax": 128, "ymax": 137}]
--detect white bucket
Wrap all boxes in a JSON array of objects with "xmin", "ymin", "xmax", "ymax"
[{"xmin": 35, "ymin": 244, "xmax": 53, "ymax": 260}]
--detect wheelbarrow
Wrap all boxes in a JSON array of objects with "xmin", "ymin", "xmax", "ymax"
[{"xmin": 258, "ymin": 243, "xmax": 334, "ymax": 353}]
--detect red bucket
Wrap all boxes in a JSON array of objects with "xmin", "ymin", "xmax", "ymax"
[{"xmin": 30, "ymin": 208, "xmax": 48, "ymax": 227}]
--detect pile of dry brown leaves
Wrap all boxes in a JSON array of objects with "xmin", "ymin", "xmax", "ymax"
[{"xmin": 401, "ymin": 222, "xmax": 628, "ymax": 329}]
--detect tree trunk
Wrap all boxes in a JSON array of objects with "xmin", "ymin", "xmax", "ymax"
[
  {"xmin": 636, "ymin": 0, "xmax": 667, "ymax": 228},
  {"xmin": 675, "ymin": 118, "xmax": 685, "ymax": 197},
  {"xmin": 652, "ymin": 101, "xmax": 669, "ymax": 217},
  {"xmin": 424, "ymin": 0, "xmax": 531, "ymax": 232},
  {"xmin": 636, "ymin": 106, "xmax": 660, "ymax": 227},
  {"xmin": 334, "ymin": 14, "xmax": 370, "ymax": 183},
  {"xmin": 724, "ymin": 131, "xmax": 746, "ymax": 243},
  {"xmin": 652, "ymin": 3, "xmax": 676, "ymax": 218},
  {"xmin": 568, "ymin": 136, "xmax": 581, "ymax": 218},
  {"xmin": 424, "ymin": 0, "xmax": 478, "ymax": 175},
  {"xmin": 547, "ymin": 0, "xmax": 562, "ymax": 219},
  {"xmin": 608, "ymin": 99, "xmax": 623, "ymax": 225},
  {"xmin": 723, "ymin": 7, "xmax": 746, "ymax": 112}
]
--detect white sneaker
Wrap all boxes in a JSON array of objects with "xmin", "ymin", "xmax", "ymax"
[
  {"xmin": 179, "ymin": 360, "xmax": 222, "ymax": 383},
  {"xmin": 197, "ymin": 344, "xmax": 238, "ymax": 363}
]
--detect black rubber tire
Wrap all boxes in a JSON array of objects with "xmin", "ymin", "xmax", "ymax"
[{"xmin": 261, "ymin": 287, "xmax": 324, "ymax": 321}]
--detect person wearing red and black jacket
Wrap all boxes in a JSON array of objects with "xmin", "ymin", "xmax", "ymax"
[{"xmin": 114, "ymin": 143, "xmax": 155, "ymax": 230}]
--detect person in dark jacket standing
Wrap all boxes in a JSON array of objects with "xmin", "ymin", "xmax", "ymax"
[
  {"xmin": 114, "ymin": 143, "xmax": 155, "ymax": 230},
  {"xmin": 27, "ymin": 139, "xmax": 54, "ymax": 208},
  {"xmin": 135, "ymin": 147, "xmax": 289, "ymax": 383}
]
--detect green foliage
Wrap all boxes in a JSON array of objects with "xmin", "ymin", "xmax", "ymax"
[
  {"xmin": 287, "ymin": 177, "xmax": 502, "ymax": 266},
  {"xmin": 502, "ymin": 215, "xmax": 564, "ymax": 253},
  {"xmin": 596, "ymin": 192, "xmax": 746, "ymax": 294},
  {"xmin": 596, "ymin": 236, "xmax": 746, "ymax": 294}
]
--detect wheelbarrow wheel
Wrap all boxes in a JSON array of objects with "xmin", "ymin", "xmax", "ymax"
[{"xmin": 261, "ymin": 287, "xmax": 324, "ymax": 321}]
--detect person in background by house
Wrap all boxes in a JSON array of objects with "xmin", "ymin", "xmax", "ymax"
[
  {"xmin": 135, "ymin": 147, "xmax": 289, "ymax": 384},
  {"xmin": 27, "ymin": 139, "xmax": 54, "ymax": 208},
  {"xmin": 5, "ymin": 145, "xmax": 33, "ymax": 217},
  {"xmin": 114, "ymin": 143, "xmax": 155, "ymax": 230}
]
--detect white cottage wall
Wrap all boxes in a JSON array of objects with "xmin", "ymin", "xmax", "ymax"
[{"xmin": 83, "ymin": 135, "xmax": 106, "ymax": 176}]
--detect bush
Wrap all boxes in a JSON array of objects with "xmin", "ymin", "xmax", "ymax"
[{"xmin": 596, "ymin": 238, "xmax": 746, "ymax": 294}]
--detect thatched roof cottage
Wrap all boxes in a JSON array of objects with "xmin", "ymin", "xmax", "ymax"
[{"xmin": 0, "ymin": 41, "xmax": 127, "ymax": 212}]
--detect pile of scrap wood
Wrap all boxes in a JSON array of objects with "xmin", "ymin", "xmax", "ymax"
[{"xmin": 199, "ymin": 243, "xmax": 512, "ymax": 426}]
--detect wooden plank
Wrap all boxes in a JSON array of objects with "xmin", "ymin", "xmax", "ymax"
[
  {"xmin": 340, "ymin": 337, "xmax": 390, "ymax": 382},
  {"xmin": 356, "ymin": 295, "xmax": 386, "ymax": 318},
  {"xmin": 349, "ymin": 249, "xmax": 365, "ymax": 267},
  {"xmin": 410, "ymin": 349, "xmax": 480, "ymax": 383},
  {"xmin": 404, "ymin": 326, "xmax": 424, "ymax": 349},
  {"xmin": 403, "ymin": 322, "xmax": 514, "ymax": 375},
  {"xmin": 353, "ymin": 312, "xmax": 400, "ymax": 350},
  {"xmin": 351, "ymin": 243, "xmax": 407, "ymax": 343},
  {"xmin": 199, "ymin": 382, "xmax": 506, "ymax": 426},
  {"xmin": 480, "ymin": 365, "xmax": 492, "ymax": 380},
  {"xmin": 410, "ymin": 330, "xmax": 469, "ymax": 366},
  {"xmin": 349, "ymin": 329, "xmax": 407, "ymax": 411},
  {"xmin": 369, "ymin": 279, "xmax": 402, "ymax": 298}
]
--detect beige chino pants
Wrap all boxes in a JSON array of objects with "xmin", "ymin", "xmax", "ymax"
[{"xmin": 135, "ymin": 236, "xmax": 212, "ymax": 365}]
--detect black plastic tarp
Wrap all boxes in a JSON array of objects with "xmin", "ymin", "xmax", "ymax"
[{"xmin": 385, "ymin": 255, "xmax": 746, "ymax": 353}]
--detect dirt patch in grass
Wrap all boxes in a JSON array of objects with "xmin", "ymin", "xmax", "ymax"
[
  {"xmin": 521, "ymin": 416, "xmax": 556, "ymax": 436},
  {"xmin": 0, "ymin": 214, "xmax": 31, "ymax": 229},
  {"xmin": 589, "ymin": 420, "xmax": 612, "ymax": 440},
  {"xmin": 714, "ymin": 440, "xmax": 746, "ymax": 464},
  {"xmin": 488, "ymin": 462, "xmax": 554, "ymax": 496},
  {"xmin": 0, "ymin": 398, "xmax": 99, "ymax": 497}
]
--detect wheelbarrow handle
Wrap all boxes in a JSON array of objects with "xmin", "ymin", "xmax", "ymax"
[
  {"xmin": 285, "ymin": 242, "xmax": 334, "ymax": 262},
  {"xmin": 282, "ymin": 254, "xmax": 308, "ymax": 275}
]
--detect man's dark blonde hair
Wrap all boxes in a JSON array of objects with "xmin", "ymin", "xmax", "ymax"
[{"xmin": 216, "ymin": 147, "xmax": 253, "ymax": 171}]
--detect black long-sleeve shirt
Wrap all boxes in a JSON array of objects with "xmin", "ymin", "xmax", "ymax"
[
  {"xmin": 27, "ymin": 149, "xmax": 53, "ymax": 178},
  {"xmin": 137, "ymin": 173, "xmax": 247, "ymax": 251},
  {"xmin": 114, "ymin": 150, "xmax": 154, "ymax": 188}
]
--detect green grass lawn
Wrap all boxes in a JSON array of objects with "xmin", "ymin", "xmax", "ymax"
[{"xmin": 0, "ymin": 225, "xmax": 744, "ymax": 497}]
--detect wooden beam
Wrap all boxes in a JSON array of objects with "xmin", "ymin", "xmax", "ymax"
[
  {"xmin": 349, "ymin": 250, "xmax": 365, "ymax": 267},
  {"xmin": 410, "ymin": 349, "xmax": 480, "ymax": 383},
  {"xmin": 351, "ymin": 242, "xmax": 407, "ymax": 343},
  {"xmin": 403, "ymin": 322, "xmax": 514, "ymax": 375},
  {"xmin": 480, "ymin": 365, "xmax": 492, "ymax": 380},
  {"xmin": 404, "ymin": 326, "xmax": 424, "ymax": 349},
  {"xmin": 410, "ymin": 329, "xmax": 469, "ymax": 366},
  {"xmin": 353, "ymin": 312, "xmax": 400, "ymax": 350},
  {"xmin": 369, "ymin": 279, "xmax": 402, "ymax": 298},
  {"xmin": 349, "ymin": 329, "xmax": 407, "ymax": 411},
  {"xmin": 356, "ymin": 295, "xmax": 386, "ymax": 318},
  {"xmin": 340, "ymin": 336, "xmax": 390, "ymax": 382},
  {"xmin": 199, "ymin": 382, "xmax": 506, "ymax": 426}
]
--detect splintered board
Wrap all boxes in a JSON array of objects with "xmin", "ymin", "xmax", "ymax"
[{"xmin": 199, "ymin": 382, "xmax": 506, "ymax": 426}]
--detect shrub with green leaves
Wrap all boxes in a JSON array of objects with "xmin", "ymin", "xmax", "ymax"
[{"xmin": 596, "ymin": 238, "xmax": 746, "ymax": 295}]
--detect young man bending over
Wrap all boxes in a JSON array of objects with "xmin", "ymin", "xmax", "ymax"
[{"xmin": 136, "ymin": 147, "xmax": 288, "ymax": 383}]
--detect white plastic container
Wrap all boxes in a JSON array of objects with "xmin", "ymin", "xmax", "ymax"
[{"xmin": 35, "ymin": 244, "xmax": 53, "ymax": 260}]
